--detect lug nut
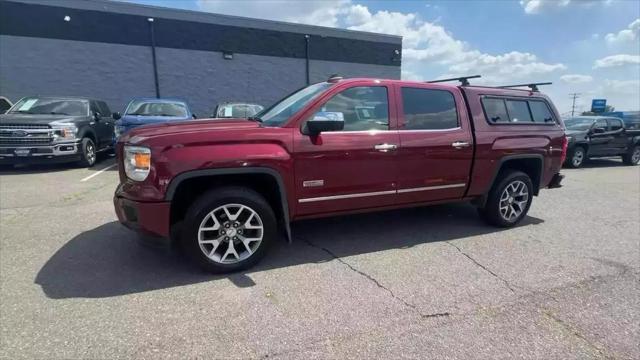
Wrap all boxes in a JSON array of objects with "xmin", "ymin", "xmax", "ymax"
[
  {"xmin": 233, "ymin": 223, "xmax": 238, "ymax": 228},
  {"xmin": 238, "ymin": 230, "xmax": 243, "ymax": 234},
  {"xmin": 225, "ymin": 223, "xmax": 230, "ymax": 228},
  {"xmin": 233, "ymin": 236, "xmax": 238, "ymax": 240},
  {"xmin": 225, "ymin": 236, "xmax": 229, "ymax": 240},
  {"xmin": 221, "ymin": 230, "xmax": 226, "ymax": 235}
]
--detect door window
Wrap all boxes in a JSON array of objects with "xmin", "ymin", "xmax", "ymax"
[
  {"xmin": 482, "ymin": 98, "xmax": 509, "ymax": 123},
  {"xmin": 98, "ymin": 101, "xmax": 111, "ymax": 117},
  {"xmin": 608, "ymin": 118, "xmax": 623, "ymax": 131},
  {"xmin": 400, "ymin": 88, "xmax": 458, "ymax": 130},
  {"xmin": 594, "ymin": 119, "xmax": 608, "ymax": 131},
  {"xmin": 506, "ymin": 100, "xmax": 532, "ymax": 123},
  {"xmin": 317, "ymin": 86, "xmax": 389, "ymax": 131}
]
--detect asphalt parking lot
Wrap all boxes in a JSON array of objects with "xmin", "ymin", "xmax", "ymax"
[{"xmin": 0, "ymin": 157, "xmax": 638, "ymax": 359}]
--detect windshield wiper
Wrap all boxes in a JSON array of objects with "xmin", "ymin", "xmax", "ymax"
[
  {"xmin": 49, "ymin": 112, "xmax": 69, "ymax": 115},
  {"xmin": 13, "ymin": 110, "xmax": 33, "ymax": 114},
  {"xmin": 247, "ymin": 116, "xmax": 262, "ymax": 123}
]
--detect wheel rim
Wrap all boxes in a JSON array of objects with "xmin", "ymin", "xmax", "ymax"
[
  {"xmin": 632, "ymin": 148, "xmax": 640, "ymax": 163},
  {"xmin": 499, "ymin": 180, "xmax": 529, "ymax": 222},
  {"xmin": 572, "ymin": 149, "xmax": 583, "ymax": 166},
  {"xmin": 197, "ymin": 204, "xmax": 264, "ymax": 264},
  {"xmin": 86, "ymin": 142, "xmax": 96, "ymax": 164}
]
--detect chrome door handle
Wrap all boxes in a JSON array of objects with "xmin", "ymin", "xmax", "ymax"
[
  {"xmin": 374, "ymin": 143, "xmax": 398, "ymax": 152},
  {"xmin": 452, "ymin": 141, "xmax": 470, "ymax": 149}
]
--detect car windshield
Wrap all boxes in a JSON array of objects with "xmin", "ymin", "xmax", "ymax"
[
  {"xmin": 258, "ymin": 82, "xmax": 334, "ymax": 126},
  {"xmin": 8, "ymin": 97, "xmax": 88, "ymax": 116},
  {"xmin": 126, "ymin": 101, "xmax": 188, "ymax": 117},
  {"xmin": 564, "ymin": 118, "xmax": 595, "ymax": 131},
  {"xmin": 216, "ymin": 103, "xmax": 264, "ymax": 118}
]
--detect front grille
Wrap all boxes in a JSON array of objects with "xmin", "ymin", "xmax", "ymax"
[
  {"xmin": 0, "ymin": 138, "xmax": 52, "ymax": 146},
  {"xmin": 0, "ymin": 124, "xmax": 54, "ymax": 146},
  {"xmin": 0, "ymin": 124, "xmax": 51, "ymax": 130}
]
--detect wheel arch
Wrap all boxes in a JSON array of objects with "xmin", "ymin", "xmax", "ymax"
[
  {"xmin": 78, "ymin": 126, "xmax": 97, "ymax": 144},
  {"xmin": 166, "ymin": 167, "xmax": 291, "ymax": 242}
]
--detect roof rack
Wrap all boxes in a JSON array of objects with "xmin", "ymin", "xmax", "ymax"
[
  {"xmin": 498, "ymin": 82, "xmax": 552, "ymax": 92},
  {"xmin": 427, "ymin": 75, "xmax": 481, "ymax": 86}
]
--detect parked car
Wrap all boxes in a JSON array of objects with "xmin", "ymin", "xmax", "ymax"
[
  {"xmin": 113, "ymin": 98, "xmax": 195, "ymax": 140},
  {"xmin": 0, "ymin": 96, "xmax": 115, "ymax": 167},
  {"xmin": 212, "ymin": 102, "xmax": 264, "ymax": 118},
  {"xmin": 564, "ymin": 116, "xmax": 640, "ymax": 168},
  {"xmin": 0, "ymin": 97, "xmax": 12, "ymax": 114},
  {"xmin": 114, "ymin": 77, "xmax": 566, "ymax": 273}
]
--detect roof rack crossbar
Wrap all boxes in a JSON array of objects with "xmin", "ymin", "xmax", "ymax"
[
  {"xmin": 498, "ymin": 82, "xmax": 552, "ymax": 92},
  {"xmin": 427, "ymin": 75, "xmax": 481, "ymax": 86}
]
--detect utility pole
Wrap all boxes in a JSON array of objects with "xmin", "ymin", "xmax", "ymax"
[{"xmin": 569, "ymin": 93, "xmax": 581, "ymax": 117}]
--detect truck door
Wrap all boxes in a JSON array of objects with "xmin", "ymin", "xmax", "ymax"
[
  {"xmin": 588, "ymin": 118, "xmax": 612, "ymax": 156},
  {"xmin": 293, "ymin": 84, "xmax": 400, "ymax": 216},
  {"xmin": 393, "ymin": 84, "xmax": 473, "ymax": 204}
]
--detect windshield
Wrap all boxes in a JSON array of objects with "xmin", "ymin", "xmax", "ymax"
[
  {"xmin": 8, "ymin": 97, "xmax": 88, "ymax": 116},
  {"xmin": 564, "ymin": 117, "xmax": 595, "ymax": 131},
  {"xmin": 259, "ymin": 82, "xmax": 334, "ymax": 126},
  {"xmin": 216, "ymin": 103, "xmax": 264, "ymax": 118},
  {"xmin": 126, "ymin": 101, "xmax": 188, "ymax": 117}
]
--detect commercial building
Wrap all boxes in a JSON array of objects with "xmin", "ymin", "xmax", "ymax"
[{"xmin": 0, "ymin": 0, "xmax": 402, "ymax": 116}]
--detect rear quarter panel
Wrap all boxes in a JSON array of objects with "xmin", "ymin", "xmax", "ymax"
[{"xmin": 462, "ymin": 88, "xmax": 565, "ymax": 196}]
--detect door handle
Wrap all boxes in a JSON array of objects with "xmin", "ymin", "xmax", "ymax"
[
  {"xmin": 452, "ymin": 141, "xmax": 470, "ymax": 149},
  {"xmin": 374, "ymin": 143, "xmax": 398, "ymax": 152}
]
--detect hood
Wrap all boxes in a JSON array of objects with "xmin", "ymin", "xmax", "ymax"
[
  {"xmin": 121, "ymin": 118, "xmax": 261, "ymax": 143},
  {"xmin": 565, "ymin": 129, "xmax": 588, "ymax": 137},
  {"xmin": 0, "ymin": 113, "xmax": 84, "ymax": 125},
  {"xmin": 119, "ymin": 114, "xmax": 191, "ymax": 126}
]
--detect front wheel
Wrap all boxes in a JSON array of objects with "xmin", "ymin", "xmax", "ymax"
[
  {"xmin": 77, "ymin": 138, "xmax": 97, "ymax": 167},
  {"xmin": 478, "ymin": 170, "xmax": 533, "ymax": 227},
  {"xmin": 181, "ymin": 187, "xmax": 276, "ymax": 273},
  {"xmin": 622, "ymin": 145, "xmax": 640, "ymax": 165}
]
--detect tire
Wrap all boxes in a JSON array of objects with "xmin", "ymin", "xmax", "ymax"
[
  {"xmin": 478, "ymin": 170, "xmax": 534, "ymax": 227},
  {"xmin": 77, "ymin": 138, "xmax": 97, "ymax": 167},
  {"xmin": 180, "ymin": 186, "xmax": 276, "ymax": 273},
  {"xmin": 566, "ymin": 146, "xmax": 586, "ymax": 168},
  {"xmin": 622, "ymin": 145, "xmax": 640, "ymax": 166}
]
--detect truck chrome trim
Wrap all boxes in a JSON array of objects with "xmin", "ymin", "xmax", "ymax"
[
  {"xmin": 299, "ymin": 190, "xmax": 396, "ymax": 203},
  {"xmin": 397, "ymin": 183, "xmax": 466, "ymax": 193}
]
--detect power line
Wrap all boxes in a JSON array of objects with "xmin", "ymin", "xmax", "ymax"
[{"xmin": 569, "ymin": 93, "xmax": 581, "ymax": 117}]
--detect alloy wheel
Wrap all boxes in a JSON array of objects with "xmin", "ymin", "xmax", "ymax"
[
  {"xmin": 572, "ymin": 149, "xmax": 584, "ymax": 167},
  {"xmin": 86, "ymin": 142, "xmax": 96, "ymax": 165},
  {"xmin": 632, "ymin": 148, "xmax": 640, "ymax": 164},
  {"xmin": 197, "ymin": 204, "xmax": 264, "ymax": 264},
  {"xmin": 499, "ymin": 180, "xmax": 529, "ymax": 221}
]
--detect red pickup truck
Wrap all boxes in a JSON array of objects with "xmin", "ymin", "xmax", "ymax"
[{"xmin": 114, "ymin": 77, "xmax": 566, "ymax": 273}]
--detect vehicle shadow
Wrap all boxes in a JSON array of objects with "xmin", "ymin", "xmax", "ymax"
[
  {"xmin": 579, "ymin": 158, "xmax": 626, "ymax": 168},
  {"xmin": 35, "ymin": 203, "xmax": 544, "ymax": 299},
  {"xmin": 0, "ymin": 155, "xmax": 116, "ymax": 175}
]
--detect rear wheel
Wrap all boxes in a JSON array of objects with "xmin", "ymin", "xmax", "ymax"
[
  {"xmin": 478, "ymin": 170, "xmax": 533, "ymax": 227},
  {"xmin": 622, "ymin": 145, "xmax": 640, "ymax": 165},
  {"xmin": 567, "ymin": 146, "xmax": 585, "ymax": 168},
  {"xmin": 181, "ymin": 187, "xmax": 276, "ymax": 273},
  {"xmin": 77, "ymin": 138, "xmax": 97, "ymax": 167}
]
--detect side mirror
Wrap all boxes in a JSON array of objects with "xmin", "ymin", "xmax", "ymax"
[
  {"xmin": 592, "ymin": 127, "xmax": 606, "ymax": 134},
  {"xmin": 93, "ymin": 111, "xmax": 102, "ymax": 121},
  {"xmin": 192, "ymin": 113, "xmax": 197, "ymax": 119},
  {"xmin": 112, "ymin": 112, "xmax": 121, "ymax": 120},
  {"xmin": 305, "ymin": 111, "xmax": 345, "ymax": 135}
]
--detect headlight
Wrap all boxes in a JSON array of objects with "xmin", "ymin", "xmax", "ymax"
[
  {"xmin": 124, "ymin": 146, "xmax": 151, "ymax": 181},
  {"xmin": 566, "ymin": 136, "xmax": 574, "ymax": 142},
  {"xmin": 51, "ymin": 122, "xmax": 77, "ymax": 141}
]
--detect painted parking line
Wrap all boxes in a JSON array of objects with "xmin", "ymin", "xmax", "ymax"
[{"xmin": 80, "ymin": 163, "xmax": 117, "ymax": 182}]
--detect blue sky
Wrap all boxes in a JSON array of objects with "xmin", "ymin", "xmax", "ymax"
[{"xmin": 125, "ymin": 0, "xmax": 640, "ymax": 114}]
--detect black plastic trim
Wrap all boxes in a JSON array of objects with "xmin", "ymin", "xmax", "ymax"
[{"xmin": 476, "ymin": 154, "xmax": 545, "ymax": 208}]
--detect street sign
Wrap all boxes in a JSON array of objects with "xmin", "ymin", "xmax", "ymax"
[{"xmin": 591, "ymin": 99, "xmax": 607, "ymax": 113}]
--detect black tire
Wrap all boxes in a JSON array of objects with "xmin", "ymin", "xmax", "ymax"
[
  {"xmin": 478, "ymin": 170, "xmax": 534, "ymax": 227},
  {"xmin": 180, "ymin": 186, "xmax": 276, "ymax": 273},
  {"xmin": 77, "ymin": 138, "xmax": 97, "ymax": 167},
  {"xmin": 566, "ymin": 146, "xmax": 586, "ymax": 168},
  {"xmin": 622, "ymin": 145, "xmax": 640, "ymax": 166}
]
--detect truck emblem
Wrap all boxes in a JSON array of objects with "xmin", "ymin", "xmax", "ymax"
[
  {"xmin": 303, "ymin": 180, "xmax": 324, "ymax": 188},
  {"xmin": 11, "ymin": 130, "xmax": 28, "ymax": 137}
]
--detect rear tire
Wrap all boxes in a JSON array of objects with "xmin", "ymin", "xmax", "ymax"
[
  {"xmin": 180, "ymin": 186, "xmax": 276, "ymax": 273},
  {"xmin": 77, "ymin": 138, "xmax": 97, "ymax": 168},
  {"xmin": 478, "ymin": 170, "xmax": 533, "ymax": 227},
  {"xmin": 566, "ymin": 146, "xmax": 586, "ymax": 168},
  {"xmin": 622, "ymin": 145, "xmax": 640, "ymax": 165}
]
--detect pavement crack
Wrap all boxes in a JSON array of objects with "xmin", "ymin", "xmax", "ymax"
[
  {"xmin": 543, "ymin": 310, "xmax": 612, "ymax": 359},
  {"xmin": 446, "ymin": 241, "xmax": 517, "ymax": 294}
]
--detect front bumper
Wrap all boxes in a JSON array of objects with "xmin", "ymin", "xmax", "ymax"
[
  {"xmin": 547, "ymin": 173, "xmax": 564, "ymax": 189},
  {"xmin": 0, "ymin": 141, "xmax": 81, "ymax": 164},
  {"xmin": 114, "ymin": 186, "xmax": 171, "ymax": 238}
]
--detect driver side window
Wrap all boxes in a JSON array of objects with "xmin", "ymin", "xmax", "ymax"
[
  {"xmin": 317, "ymin": 86, "xmax": 389, "ymax": 132},
  {"xmin": 594, "ymin": 119, "xmax": 608, "ymax": 131}
]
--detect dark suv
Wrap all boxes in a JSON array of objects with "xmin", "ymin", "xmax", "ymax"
[{"xmin": 0, "ymin": 96, "xmax": 115, "ymax": 167}]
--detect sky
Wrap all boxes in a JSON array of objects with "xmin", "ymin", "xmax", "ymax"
[{"xmin": 124, "ymin": 0, "xmax": 640, "ymax": 115}]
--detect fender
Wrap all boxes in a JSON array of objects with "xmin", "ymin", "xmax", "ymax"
[
  {"xmin": 165, "ymin": 167, "xmax": 292, "ymax": 242},
  {"xmin": 77, "ymin": 126, "xmax": 98, "ymax": 144}
]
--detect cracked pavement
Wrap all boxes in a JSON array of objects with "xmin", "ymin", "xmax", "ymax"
[{"xmin": 1, "ymin": 158, "xmax": 639, "ymax": 359}]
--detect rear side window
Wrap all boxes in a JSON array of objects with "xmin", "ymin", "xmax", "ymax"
[
  {"xmin": 529, "ymin": 101, "xmax": 555, "ymax": 123},
  {"xmin": 482, "ymin": 98, "xmax": 509, "ymax": 123},
  {"xmin": 608, "ymin": 118, "xmax": 623, "ymax": 131},
  {"xmin": 400, "ymin": 88, "xmax": 458, "ymax": 130},
  {"xmin": 506, "ymin": 100, "xmax": 532, "ymax": 123}
]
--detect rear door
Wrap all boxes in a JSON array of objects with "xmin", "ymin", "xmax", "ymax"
[
  {"xmin": 588, "ymin": 118, "xmax": 612, "ymax": 156},
  {"xmin": 394, "ymin": 84, "xmax": 473, "ymax": 204},
  {"xmin": 293, "ymin": 84, "xmax": 400, "ymax": 216}
]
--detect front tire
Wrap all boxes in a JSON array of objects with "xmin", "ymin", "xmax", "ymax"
[
  {"xmin": 622, "ymin": 145, "xmax": 640, "ymax": 165},
  {"xmin": 181, "ymin": 187, "xmax": 276, "ymax": 273},
  {"xmin": 478, "ymin": 170, "xmax": 533, "ymax": 227},
  {"xmin": 77, "ymin": 138, "xmax": 97, "ymax": 167},
  {"xmin": 567, "ymin": 146, "xmax": 586, "ymax": 168}
]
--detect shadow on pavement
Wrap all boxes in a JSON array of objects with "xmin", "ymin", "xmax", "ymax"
[{"xmin": 35, "ymin": 203, "xmax": 544, "ymax": 299}]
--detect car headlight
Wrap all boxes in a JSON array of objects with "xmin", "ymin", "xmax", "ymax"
[
  {"xmin": 51, "ymin": 123, "xmax": 77, "ymax": 141},
  {"xmin": 566, "ymin": 136, "xmax": 574, "ymax": 142},
  {"xmin": 124, "ymin": 146, "xmax": 151, "ymax": 181}
]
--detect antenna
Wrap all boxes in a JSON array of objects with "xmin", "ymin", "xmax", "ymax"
[
  {"xmin": 498, "ymin": 82, "xmax": 552, "ymax": 92},
  {"xmin": 427, "ymin": 75, "xmax": 481, "ymax": 86}
]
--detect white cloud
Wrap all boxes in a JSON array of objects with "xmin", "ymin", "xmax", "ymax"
[
  {"xmin": 603, "ymin": 79, "xmax": 640, "ymax": 94},
  {"xmin": 520, "ymin": 0, "xmax": 611, "ymax": 14},
  {"xmin": 604, "ymin": 18, "xmax": 640, "ymax": 44},
  {"xmin": 593, "ymin": 54, "xmax": 640, "ymax": 68},
  {"xmin": 560, "ymin": 74, "xmax": 594, "ymax": 84}
]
